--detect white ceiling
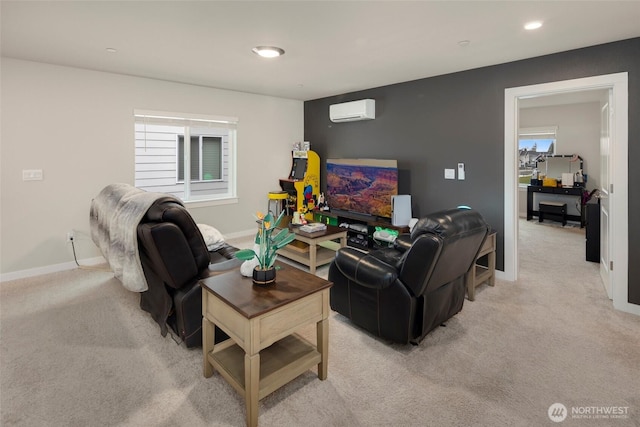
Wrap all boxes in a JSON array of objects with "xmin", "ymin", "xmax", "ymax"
[{"xmin": 2, "ymin": 1, "xmax": 639, "ymax": 101}]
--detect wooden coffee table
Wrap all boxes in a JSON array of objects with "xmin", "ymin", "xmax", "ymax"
[
  {"xmin": 276, "ymin": 224, "xmax": 347, "ymax": 273},
  {"xmin": 200, "ymin": 263, "xmax": 332, "ymax": 427}
]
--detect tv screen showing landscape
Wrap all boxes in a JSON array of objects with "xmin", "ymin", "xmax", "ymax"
[{"xmin": 326, "ymin": 158, "xmax": 398, "ymax": 218}]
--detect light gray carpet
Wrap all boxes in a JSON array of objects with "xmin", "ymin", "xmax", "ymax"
[{"xmin": 1, "ymin": 220, "xmax": 639, "ymax": 426}]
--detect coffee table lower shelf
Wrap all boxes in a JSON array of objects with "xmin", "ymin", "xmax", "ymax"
[
  {"xmin": 207, "ymin": 333, "xmax": 321, "ymax": 400},
  {"xmin": 277, "ymin": 246, "xmax": 337, "ymax": 272},
  {"xmin": 276, "ymin": 225, "xmax": 347, "ymax": 274}
]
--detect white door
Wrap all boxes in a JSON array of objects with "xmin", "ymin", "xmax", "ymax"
[{"xmin": 599, "ymin": 93, "xmax": 612, "ymax": 298}]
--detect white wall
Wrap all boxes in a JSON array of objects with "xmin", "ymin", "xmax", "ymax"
[
  {"xmin": 1, "ymin": 58, "xmax": 303, "ymax": 276},
  {"xmin": 518, "ymin": 102, "xmax": 601, "ymax": 218},
  {"xmin": 521, "ymin": 102, "xmax": 601, "ymax": 188}
]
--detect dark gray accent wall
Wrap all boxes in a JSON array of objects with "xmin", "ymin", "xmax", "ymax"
[{"xmin": 304, "ymin": 37, "xmax": 640, "ymax": 305}]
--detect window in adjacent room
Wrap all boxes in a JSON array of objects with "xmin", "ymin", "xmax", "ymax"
[
  {"xmin": 518, "ymin": 126, "xmax": 557, "ymax": 186},
  {"xmin": 134, "ymin": 110, "xmax": 237, "ymax": 203}
]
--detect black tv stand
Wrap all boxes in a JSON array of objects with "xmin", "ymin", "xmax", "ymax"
[
  {"xmin": 313, "ymin": 210, "xmax": 409, "ymax": 251},
  {"xmin": 330, "ymin": 209, "xmax": 375, "ymax": 221}
]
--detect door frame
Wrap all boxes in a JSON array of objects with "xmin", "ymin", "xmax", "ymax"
[{"xmin": 503, "ymin": 72, "xmax": 638, "ymax": 315}]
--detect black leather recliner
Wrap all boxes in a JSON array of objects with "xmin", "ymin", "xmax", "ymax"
[
  {"xmin": 328, "ymin": 207, "xmax": 489, "ymax": 345},
  {"xmin": 137, "ymin": 198, "xmax": 242, "ymax": 347}
]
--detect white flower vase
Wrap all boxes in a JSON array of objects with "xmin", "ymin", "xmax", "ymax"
[{"xmin": 240, "ymin": 244, "xmax": 261, "ymax": 277}]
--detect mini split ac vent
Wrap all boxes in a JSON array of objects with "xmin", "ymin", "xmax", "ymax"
[{"xmin": 329, "ymin": 99, "xmax": 375, "ymax": 123}]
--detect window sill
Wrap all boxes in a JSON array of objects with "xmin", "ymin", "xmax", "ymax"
[{"xmin": 184, "ymin": 197, "xmax": 238, "ymax": 209}]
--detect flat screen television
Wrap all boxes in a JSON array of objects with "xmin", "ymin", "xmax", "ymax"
[{"xmin": 326, "ymin": 158, "xmax": 398, "ymax": 218}]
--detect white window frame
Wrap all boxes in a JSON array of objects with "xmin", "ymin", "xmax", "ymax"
[{"xmin": 134, "ymin": 109, "xmax": 238, "ymax": 206}]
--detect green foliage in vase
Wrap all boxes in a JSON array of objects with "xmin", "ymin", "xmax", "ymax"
[{"xmin": 235, "ymin": 210, "xmax": 296, "ymax": 269}]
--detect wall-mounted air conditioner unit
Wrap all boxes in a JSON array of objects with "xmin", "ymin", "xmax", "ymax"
[{"xmin": 329, "ymin": 99, "xmax": 375, "ymax": 123}]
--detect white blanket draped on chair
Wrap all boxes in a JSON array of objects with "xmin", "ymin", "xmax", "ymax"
[{"xmin": 90, "ymin": 183, "xmax": 182, "ymax": 292}]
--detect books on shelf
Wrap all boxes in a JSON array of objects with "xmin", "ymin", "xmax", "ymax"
[{"xmin": 299, "ymin": 222, "xmax": 327, "ymax": 233}]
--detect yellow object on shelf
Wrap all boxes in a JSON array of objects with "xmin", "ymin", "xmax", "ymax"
[
  {"xmin": 286, "ymin": 240, "xmax": 310, "ymax": 253},
  {"xmin": 543, "ymin": 178, "xmax": 557, "ymax": 187}
]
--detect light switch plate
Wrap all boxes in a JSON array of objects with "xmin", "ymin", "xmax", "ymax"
[
  {"xmin": 458, "ymin": 163, "xmax": 465, "ymax": 180},
  {"xmin": 23, "ymin": 169, "xmax": 43, "ymax": 181},
  {"xmin": 445, "ymin": 168, "xmax": 455, "ymax": 179}
]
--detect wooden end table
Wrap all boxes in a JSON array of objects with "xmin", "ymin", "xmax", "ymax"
[
  {"xmin": 201, "ymin": 263, "xmax": 332, "ymax": 427},
  {"xmin": 276, "ymin": 224, "xmax": 347, "ymax": 274},
  {"xmin": 466, "ymin": 231, "xmax": 497, "ymax": 301}
]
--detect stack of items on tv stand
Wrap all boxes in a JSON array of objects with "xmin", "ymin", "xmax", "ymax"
[
  {"xmin": 339, "ymin": 222, "xmax": 369, "ymax": 248},
  {"xmin": 299, "ymin": 222, "xmax": 327, "ymax": 233}
]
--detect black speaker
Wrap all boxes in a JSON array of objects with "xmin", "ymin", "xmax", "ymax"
[{"xmin": 585, "ymin": 202, "xmax": 600, "ymax": 263}]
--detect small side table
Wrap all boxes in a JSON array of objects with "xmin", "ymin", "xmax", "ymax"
[
  {"xmin": 201, "ymin": 264, "xmax": 332, "ymax": 427},
  {"xmin": 466, "ymin": 231, "xmax": 496, "ymax": 301}
]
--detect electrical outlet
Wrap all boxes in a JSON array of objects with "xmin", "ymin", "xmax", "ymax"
[{"xmin": 66, "ymin": 231, "xmax": 75, "ymax": 242}]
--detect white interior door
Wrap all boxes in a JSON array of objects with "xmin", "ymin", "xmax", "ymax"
[{"xmin": 599, "ymin": 94, "xmax": 612, "ymax": 298}]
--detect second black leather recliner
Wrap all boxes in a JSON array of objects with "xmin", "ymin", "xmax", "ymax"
[
  {"xmin": 137, "ymin": 198, "xmax": 242, "ymax": 347},
  {"xmin": 328, "ymin": 207, "xmax": 489, "ymax": 345}
]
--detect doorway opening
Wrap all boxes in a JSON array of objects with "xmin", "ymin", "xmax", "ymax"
[{"xmin": 503, "ymin": 73, "xmax": 637, "ymax": 315}]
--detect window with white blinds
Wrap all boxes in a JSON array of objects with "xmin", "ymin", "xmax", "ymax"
[{"xmin": 134, "ymin": 110, "xmax": 237, "ymax": 202}]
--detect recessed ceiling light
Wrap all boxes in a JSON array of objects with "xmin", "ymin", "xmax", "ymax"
[
  {"xmin": 524, "ymin": 21, "xmax": 543, "ymax": 30},
  {"xmin": 252, "ymin": 46, "xmax": 285, "ymax": 58},
  {"xmin": 105, "ymin": 47, "xmax": 117, "ymax": 53}
]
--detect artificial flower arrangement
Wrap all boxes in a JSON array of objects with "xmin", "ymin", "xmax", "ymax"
[{"xmin": 235, "ymin": 210, "xmax": 296, "ymax": 278}]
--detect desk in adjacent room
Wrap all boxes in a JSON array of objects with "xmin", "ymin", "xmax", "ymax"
[{"xmin": 526, "ymin": 185, "xmax": 586, "ymax": 227}]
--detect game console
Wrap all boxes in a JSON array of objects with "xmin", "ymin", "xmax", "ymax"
[
  {"xmin": 373, "ymin": 230, "xmax": 397, "ymax": 243},
  {"xmin": 392, "ymin": 195, "xmax": 412, "ymax": 227},
  {"xmin": 348, "ymin": 236, "xmax": 368, "ymax": 249},
  {"xmin": 349, "ymin": 223, "xmax": 368, "ymax": 233}
]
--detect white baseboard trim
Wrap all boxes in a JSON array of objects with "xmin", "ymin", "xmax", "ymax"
[
  {"xmin": 0, "ymin": 256, "xmax": 107, "ymax": 283},
  {"xmin": 614, "ymin": 300, "xmax": 640, "ymax": 316},
  {"xmin": 495, "ymin": 270, "xmax": 509, "ymax": 282},
  {"xmin": 0, "ymin": 229, "xmax": 256, "ymax": 283}
]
